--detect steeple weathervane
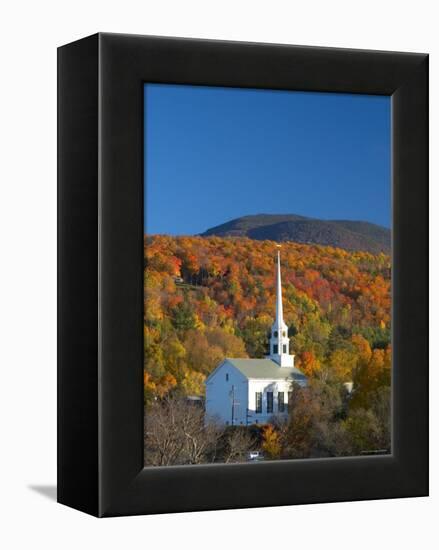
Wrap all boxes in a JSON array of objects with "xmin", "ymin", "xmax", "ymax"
[{"xmin": 268, "ymin": 246, "xmax": 295, "ymax": 367}]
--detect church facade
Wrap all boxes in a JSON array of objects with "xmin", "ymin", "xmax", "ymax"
[{"xmin": 205, "ymin": 249, "xmax": 307, "ymax": 426}]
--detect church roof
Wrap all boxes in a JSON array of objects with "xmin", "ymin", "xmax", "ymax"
[{"xmin": 225, "ymin": 358, "xmax": 306, "ymax": 382}]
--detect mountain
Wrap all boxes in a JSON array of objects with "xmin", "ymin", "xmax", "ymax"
[{"xmin": 201, "ymin": 214, "xmax": 390, "ymax": 254}]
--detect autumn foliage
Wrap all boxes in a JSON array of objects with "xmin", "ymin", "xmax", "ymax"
[{"xmin": 144, "ymin": 234, "xmax": 391, "ymax": 407}]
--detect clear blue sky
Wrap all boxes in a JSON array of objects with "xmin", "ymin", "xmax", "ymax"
[{"xmin": 144, "ymin": 84, "xmax": 390, "ymax": 235}]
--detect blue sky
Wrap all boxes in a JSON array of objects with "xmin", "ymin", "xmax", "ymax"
[{"xmin": 144, "ymin": 84, "xmax": 390, "ymax": 235}]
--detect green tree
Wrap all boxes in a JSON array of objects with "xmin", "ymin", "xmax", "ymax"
[
  {"xmin": 172, "ymin": 294, "xmax": 197, "ymax": 332},
  {"xmin": 241, "ymin": 316, "xmax": 271, "ymax": 357}
]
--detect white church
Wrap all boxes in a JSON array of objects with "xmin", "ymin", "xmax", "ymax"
[{"xmin": 205, "ymin": 249, "xmax": 307, "ymax": 426}]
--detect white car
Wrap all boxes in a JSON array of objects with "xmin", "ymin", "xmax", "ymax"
[{"xmin": 247, "ymin": 450, "xmax": 264, "ymax": 461}]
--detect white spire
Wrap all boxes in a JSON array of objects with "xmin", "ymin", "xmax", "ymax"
[
  {"xmin": 268, "ymin": 247, "xmax": 295, "ymax": 367},
  {"xmin": 275, "ymin": 249, "xmax": 284, "ymax": 327}
]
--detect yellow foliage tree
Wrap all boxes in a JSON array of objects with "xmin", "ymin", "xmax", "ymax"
[
  {"xmin": 329, "ymin": 347, "xmax": 357, "ymax": 382},
  {"xmin": 261, "ymin": 424, "xmax": 282, "ymax": 459},
  {"xmin": 181, "ymin": 369, "xmax": 206, "ymax": 396},
  {"xmin": 352, "ymin": 334, "xmax": 372, "ymax": 365}
]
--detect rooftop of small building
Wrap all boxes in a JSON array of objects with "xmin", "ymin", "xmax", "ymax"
[{"xmin": 224, "ymin": 357, "xmax": 307, "ymax": 381}]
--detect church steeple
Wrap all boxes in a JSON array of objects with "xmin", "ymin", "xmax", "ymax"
[
  {"xmin": 275, "ymin": 249, "xmax": 284, "ymax": 329},
  {"xmin": 268, "ymin": 247, "xmax": 295, "ymax": 367}
]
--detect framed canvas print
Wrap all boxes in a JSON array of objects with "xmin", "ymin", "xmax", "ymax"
[{"xmin": 58, "ymin": 33, "xmax": 428, "ymax": 517}]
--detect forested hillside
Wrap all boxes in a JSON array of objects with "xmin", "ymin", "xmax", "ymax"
[
  {"xmin": 201, "ymin": 214, "xmax": 391, "ymax": 254},
  {"xmin": 144, "ymin": 235, "xmax": 391, "ymax": 407}
]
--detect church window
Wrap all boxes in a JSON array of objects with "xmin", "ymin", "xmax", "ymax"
[
  {"xmin": 283, "ymin": 344, "xmax": 287, "ymax": 353},
  {"xmin": 274, "ymin": 331, "xmax": 278, "ymax": 338},
  {"xmin": 267, "ymin": 392, "xmax": 273, "ymax": 413},
  {"xmin": 226, "ymin": 373, "xmax": 229, "ymax": 381},
  {"xmin": 255, "ymin": 392, "xmax": 262, "ymax": 414},
  {"xmin": 283, "ymin": 331, "xmax": 286, "ymax": 337},
  {"xmin": 278, "ymin": 392, "xmax": 285, "ymax": 412},
  {"xmin": 273, "ymin": 344, "xmax": 278, "ymax": 354}
]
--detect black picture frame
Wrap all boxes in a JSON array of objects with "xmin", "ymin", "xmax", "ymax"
[{"xmin": 58, "ymin": 33, "xmax": 428, "ymax": 517}]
